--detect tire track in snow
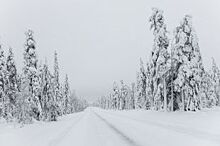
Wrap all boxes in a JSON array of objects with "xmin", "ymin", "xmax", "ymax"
[
  {"xmin": 100, "ymin": 110, "xmax": 220, "ymax": 144},
  {"xmin": 93, "ymin": 111, "xmax": 142, "ymax": 146},
  {"xmin": 48, "ymin": 112, "xmax": 85, "ymax": 146}
]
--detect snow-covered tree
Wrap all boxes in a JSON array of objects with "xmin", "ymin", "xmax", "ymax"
[
  {"xmin": 119, "ymin": 80, "xmax": 126, "ymax": 110},
  {"xmin": 130, "ymin": 82, "xmax": 136, "ymax": 109},
  {"xmin": 149, "ymin": 8, "xmax": 170, "ymax": 110},
  {"xmin": 210, "ymin": 58, "xmax": 220, "ymax": 106},
  {"xmin": 120, "ymin": 80, "xmax": 133, "ymax": 110},
  {"xmin": 0, "ymin": 44, "xmax": 6, "ymax": 118},
  {"xmin": 15, "ymin": 75, "xmax": 32, "ymax": 124},
  {"xmin": 38, "ymin": 61, "xmax": 44, "ymax": 109},
  {"xmin": 63, "ymin": 74, "xmax": 71, "ymax": 114},
  {"xmin": 53, "ymin": 51, "xmax": 62, "ymax": 115},
  {"xmin": 135, "ymin": 72, "xmax": 141, "ymax": 109},
  {"xmin": 23, "ymin": 30, "xmax": 42, "ymax": 120},
  {"xmin": 104, "ymin": 94, "xmax": 112, "ymax": 109},
  {"xmin": 112, "ymin": 82, "xmax": 120, "ymax": 109},
  {"xmin": 172, "ymin": 15, "xmax": 204, "ymax": 111},
  {"xmin": 200, "ymin": 71, "xmax": 217, "ymax": 108},
  {"xmin": 135, "ymin": 59, "xmax": 147, "ymax": 109},
  {"xmin": 4, "ymin": 48, "xmax": 18, "ymax": 120},
  {"xmin": 145, "ymin": 62, "xmax": 153, "ymax": 110},
  {"xmin": 41, "ymin": 62, "xmax": 57, "ymax": 121},
  {"xmin": 108, "ymin": 94, "xmax": 114, "ymax": 109}
]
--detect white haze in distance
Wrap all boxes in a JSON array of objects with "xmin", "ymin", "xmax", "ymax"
[{"xmin": 0, "ymin": 0, "xmax": 220, "ymax": 102}]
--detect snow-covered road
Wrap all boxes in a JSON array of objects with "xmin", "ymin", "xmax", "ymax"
[{"xmin": 1, "ymin": 107, "xmax": 220, "ymax": 146}]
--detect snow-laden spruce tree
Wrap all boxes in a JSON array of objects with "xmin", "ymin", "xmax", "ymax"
[
  {"xmin": 112, "ymin": 81, "xmax": 120, "ymax": 110},
  {"xmin": 136, "ymin": 59, "xmax": 147, "ymax": 109},
  {"xmin": 38, "ymin": 61, "xmax": 44, "ymax": 108},
  {"xmin": 0, "ymin": 44, "xmax": 6, "ymax": 118},
  {"xmin": 53, "ymin": 51, "xmax": 62, "ymax": 115},
  {"xmin": 106, "ymin": 94, "xmax": 112, "ymax": 109},
  {"xmin": 135, "ymin": 72, "xmax": 141, "ymax": 109},
  {"xmin": 145, "ymin": 62, "xmax": 153, "ymax": 110},
  {"xmin": 15, "ymin": 75, "xmax": 32, "ymax": 124},
  {"xmin": 119, "ymin": 80, "xmax": 127, "ymax": 110},
  {"xmin": 211, "ymin": 58, "xmax": 220, "ymax": 106},
  {"xmin": 149, "ymin": 8, "xmax": 170, "ymax": 110},
  {"xmin": 69, "ymin": 90, "xmax": 79, "ymax": 113},
  {"xmin": 200, "ymin": 71, "xmax": 217, "ymax": 108},
  {"xmin": 172, "ymin": 15, "xmax": 204, "ymax": 111},
  {"xmin": 130, "ymin": 82, "xmax": 136, "ymax": 109},
  {"xmin": 105, "ymin": 95, "xmax": 111, "ymax": 109},
  {"xmin": 63, "ymin": 74, "xmax": 71, "ymax": 114},
  {"xmin": 120, "ymin": 80, "xmax": 132, "ymax": 110},
  {"xmin": 98, "ymin": 96, "xmax": 105, "ymax": 109},
  {"xmin": 23, "ymin": 30, "xmax": 42, "ymax": 120},
  {"xmin": 40, "ymin": 62, "xmax": 48, "ymax": 120},
  {"xmin": 5, "ymin": 48, "xmax": 18, "ymax": 120},
  {"xmin": 41, "ymin": 62, "xmax": 57, "ymax": 121},
  {"xmin": 109, "ymin": 93, "xmax": 114, "ymax": 109}
]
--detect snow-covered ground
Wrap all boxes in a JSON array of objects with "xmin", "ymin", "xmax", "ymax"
[{"xmin": 0, "ymin": 107, "xmax": 220, "ymax": 146}]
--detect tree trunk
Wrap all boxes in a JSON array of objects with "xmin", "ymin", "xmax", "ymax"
[
  {"xmin": 181, "ymin": 88, "xmax": 184, "ymax": 111},
  {"xmin": 163, "ymin": 77, "xmax": 167, "ymax": 112}
]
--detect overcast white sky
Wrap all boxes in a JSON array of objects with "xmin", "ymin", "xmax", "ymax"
[{"xmin": 0, "ymin": 0, "xmax": 220, "ymax": 102}]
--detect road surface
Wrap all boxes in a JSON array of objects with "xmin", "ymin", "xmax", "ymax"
[{"xmin": 0, "ymin": 107, "xmax": 220, "ymax": 146}]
